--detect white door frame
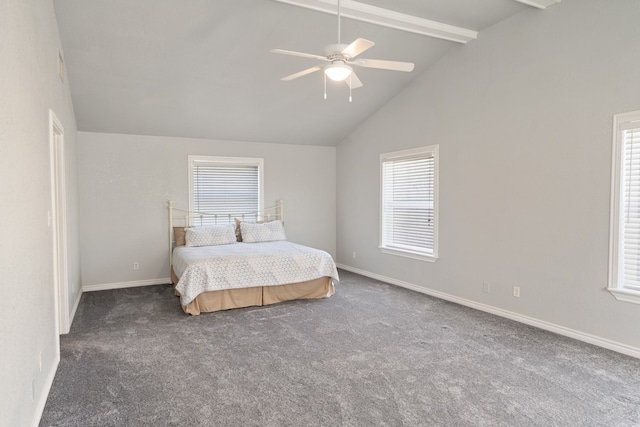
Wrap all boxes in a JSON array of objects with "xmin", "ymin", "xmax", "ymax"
[{"xmin": 49, "ymin": 110, "xmax": 70, "ymax": 334}]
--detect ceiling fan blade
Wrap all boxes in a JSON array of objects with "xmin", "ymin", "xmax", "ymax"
[
  {"xmin": 349, "ymin": 58, "xmax": 415, "ymax": 72},
  {"xmin": 341, "ymin": 38, "xmax": 374, "ymax": 59},
  {"xmin": 345, "ymin": 71, "xmax": 363, "ymax": 89},
  {"xmin": 281, "ymin": 66, "xmax": 322, "ymax": 81},
  {"xmin": 270, "ymin": 49, "xmax": 328, "ymax": 61}
]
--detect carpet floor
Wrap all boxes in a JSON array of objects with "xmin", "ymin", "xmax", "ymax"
[{"xmin": 40, "ymin": 270, "xmax": 640, "ymax": 426}]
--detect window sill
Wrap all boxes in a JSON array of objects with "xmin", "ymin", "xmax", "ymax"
[
  {"xmin": 379, "ymin": 246, "xmax": 438, "ymax": 263},
  {"xmin": 607, "ymin": 287, "xmax": 640, "ymax": 305}
]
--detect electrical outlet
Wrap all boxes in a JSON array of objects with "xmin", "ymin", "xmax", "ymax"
[
  {"xmin": 133, "ymin": 262, "xmax": 139, "ymax": 270},
  {"xmin": 513, "ymin": 286, "xmax": 521, "ymax": 298},
  {"xmin": 352, "ymin": 251, "xmax": 356, "ymax": 259},
  {"xmin": 482, "ymin": 282, "xmax": 490, "ymax": 294}
]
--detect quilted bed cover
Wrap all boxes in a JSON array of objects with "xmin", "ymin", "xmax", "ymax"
[{"xmin": 173, "ymin": 241, "xmax": 339, "ymax": 306}]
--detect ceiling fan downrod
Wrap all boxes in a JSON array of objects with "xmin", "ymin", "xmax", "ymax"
[
  {"xmin": 332, "ymin": 0, "xmax": 353, "ymax": 103},
  {"xmin": 337, "ymin": 0, "xmax": 341, "ymax": 44}
]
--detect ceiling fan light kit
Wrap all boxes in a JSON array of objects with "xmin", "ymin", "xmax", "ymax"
[
  {"xmin": 271, "ymin": 0, "xmax": 415, "ymax": 102},
  {"xmin": 325, "ymin": 62, "xmax": 352, "ymax": 81}
]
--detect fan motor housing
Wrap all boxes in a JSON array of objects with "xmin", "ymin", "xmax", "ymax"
[{"xmin": 324, "ymin": 43, "xmax": 349, "ymax": 59}]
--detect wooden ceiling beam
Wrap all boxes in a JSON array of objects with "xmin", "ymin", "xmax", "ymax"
[
  {"xmin": 513, "ymin": 0, "xmax": 561, "ymax": 10},
  {"xmin": 272, "ymin": 0, "xmax": 477, "ymax": 44}
]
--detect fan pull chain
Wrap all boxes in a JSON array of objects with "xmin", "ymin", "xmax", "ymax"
[
  {"xmin": 324, "ymin": 73, "xmax": 327, "ymax": 99},
  {"xmin": 349, "ymin": 73, "xmax": 352, "ymax": 102}
]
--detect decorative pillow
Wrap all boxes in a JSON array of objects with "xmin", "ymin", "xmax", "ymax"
[
  {"xmin": 185, "ymin": 224, "xmax": 236, "ymax": 247},
  {"xmin": 240, "ymin": 220, "xmax": 287, "ymax": 243},
  {"xmin": 234, "ymin": 218, "xmax": 264, "ymax": 242},
  {"xmin": 174, "ymin": 227, "xmax": 186, "ymax": 246}
]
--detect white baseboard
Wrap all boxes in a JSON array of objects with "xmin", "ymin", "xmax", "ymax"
[
  {"xmin": 336, "ymin": 263, "xmax": 640, "ymax": 359},
  {"xmin": 32, "ymin": 350, "xmax": 60, "ymax": 427},
  {"xmin": 68, "ymin": 288, "xmax": 82, "ymax": 327},
  {"xmin": 82, "ymin": 277, "xmax": 171, "ymax": 293}
]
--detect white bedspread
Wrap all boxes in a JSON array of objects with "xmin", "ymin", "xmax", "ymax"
[{"xmin": 173, "ymin": 241, "xmax": 339, "ymax": 306}]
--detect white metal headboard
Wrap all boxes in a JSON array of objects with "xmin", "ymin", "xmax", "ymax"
[{"xmin": 167, "ymin": 200, "xmax": 284, "ymax": 267}]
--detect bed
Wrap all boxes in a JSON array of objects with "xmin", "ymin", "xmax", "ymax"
[{"xmin": 168, "ymin": 201, "xmax": 339, "ymax": 315}]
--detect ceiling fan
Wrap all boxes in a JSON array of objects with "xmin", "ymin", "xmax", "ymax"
[{"xmin": 270, "ymin": 0, "xmax": 415, "ymax": 101}]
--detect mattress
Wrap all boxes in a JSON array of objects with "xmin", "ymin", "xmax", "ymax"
[{"xmin": 172, "ymin": 240, "xmax": 339, "ymax": 311}]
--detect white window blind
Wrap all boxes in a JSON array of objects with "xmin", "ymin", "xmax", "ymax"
[
  {"xmin": 188, "ymin": 156, "xmax": 263, "ymax": 226},
  {"xmin": 620, "ymin": 126, "xmax": 640, "ymax": 291},
  {"xmin": 380, "ymin": 145, "xmax": 438, "ymax": 261},
  {"xmin": 609, "ymin": 111, "xmax": 640, "ymax": 304}
]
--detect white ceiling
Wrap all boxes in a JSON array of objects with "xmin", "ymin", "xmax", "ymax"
[{"xmin": 53, "ymin": 0, "xmax": 557, "ymax": 146}]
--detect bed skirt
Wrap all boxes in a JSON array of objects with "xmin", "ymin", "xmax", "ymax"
[{"xmin": 171, "ymin": 268, "xmax": 334, "ymax": 315}]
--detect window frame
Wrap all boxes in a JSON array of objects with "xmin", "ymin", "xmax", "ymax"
[
  {"xmin": 608, "ymin": 110, "xmax": 640, "ymax": 304},
  {"xmin": 188, "ymin": 155, "xmax": 264, "ymax": 225},
  {"xmin": 379, "ymin": 145, "xmax": 439, "ymax": 262}
]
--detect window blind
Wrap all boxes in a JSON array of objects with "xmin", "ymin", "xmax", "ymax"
[
  {"xmin": 621, "ymin": 126, "xmax": 640, "ymax": 292},
  {"xmin": 191, "ymin": 162, "xmax": 260, "ymax": 225},
  {"xmin": 381, "ymin": 153, "xmax": 435, "ymax": 256}
]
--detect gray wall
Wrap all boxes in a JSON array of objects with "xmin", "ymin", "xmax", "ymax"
[
  {"xmin": 0, "ymin": 0, "xmax": 81, "ymax": 425},
  {"xmin": 337, "ymin": 0, "xmax": 640, "ymax": 351},
  {"xmin": 77, "ymin": 132, "xmax": 336, "ymax": 287}
]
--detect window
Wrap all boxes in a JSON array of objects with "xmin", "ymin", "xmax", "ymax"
[
  {"xmin": 380, "ymin": 145, "xmax": 439, "ymax": 262},
  {"xmin": 188, "ymin": 156, "xmax": 263, "ymax": 226},
  {"xmin": 609, "ymin": 110, "xmax": 640, "ymax": 304}
]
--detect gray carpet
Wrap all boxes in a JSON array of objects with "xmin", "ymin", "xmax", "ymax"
[{"xmin": 40, "ymin": 270, "xmax": 640, "ymax": 426}]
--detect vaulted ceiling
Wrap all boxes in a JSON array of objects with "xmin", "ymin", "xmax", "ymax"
[{"xmin": 53, "ymin": 0, "xmax": 559, "ymax": 146}]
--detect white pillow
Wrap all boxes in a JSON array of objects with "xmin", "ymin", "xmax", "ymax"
[
  {"xmin": 185, "ymin": 224, "xmax": 236, "ymax": 247},
  {"xmin": 240, "ymin": 220, "xmax": 287, "ymax": 243}
]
